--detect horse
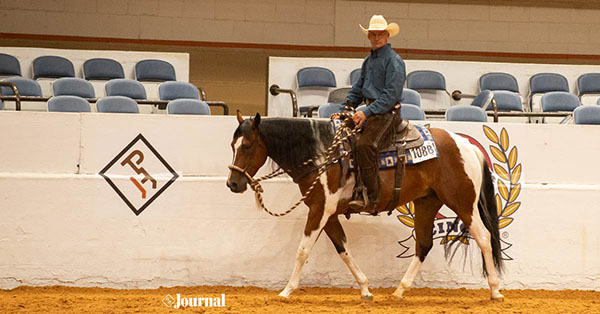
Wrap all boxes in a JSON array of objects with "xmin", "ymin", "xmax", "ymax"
[{"xmin": 227, "ymin": 111, "xmax": 504, "ymax": 301}]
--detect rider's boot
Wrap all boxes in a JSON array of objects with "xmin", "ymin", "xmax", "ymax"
[{"xmin": 348, "ymin": 166, "xmax": 379, "ymax": 213}]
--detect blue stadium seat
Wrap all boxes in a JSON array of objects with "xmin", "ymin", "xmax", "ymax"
[
  {"xmin": 48, "ymin": 95, "xmax": 91, "ymax": 112},
  {"xmin": 479, "ymin": 72, "xmax": 519, "ymax": 92},
  {"xmin": 317, "ymin": 102, "xmax": 344, "ymax": 118},
  {"xmin": 401, "ymin": 88, "xmax": 421, "ymax": 107},
  {"xmin": 446, "ymin": 105, "xmax": 487, "ymax": 122},
  {"xmin": 97, "ymin": 96, "xmax": 139, "ymax": 114},
  {"xmin": 577, "ymin": 73, "xmax": 600, "ymax": 100},
  {"xmin": 528, "ymin": 73, "xmax": 569, "ymax": 112},
  {"xmin": 83, "ymin": 58, "xmax": 125, "ymax": 80},
  {"xmin": 0, "ymin": 53, "xmax": 21, "ymax": 77},
  {"xmin": 167, "ymin": 99, "xmax": 210, "ymax": 115},
  {"xmin": 541, "ymin": 92, "xmax": 579, "ymax": 112},
  {"xmin": 158, "ymin": 81, "xmax": 200, "ymax": 101},
  {"xmin": 1, "ymin": 77, "xmax": 42, "ymax": 96},
  {"xmin": 471, "ymin": 90, "xmax": 494, "ymax": 109},
  {"xmin": 349, "ymin": 68, "xmax": 361, "ymax": 86},
  {"xmin": 400, "ymin": 104, "xmax": 425, "ymax": 120},
  {"xmin": 0, "ymin": 98, "xmax": 3, "ymax": 110},
  {"xmin": 487, "ymin": 91, "xmax": 522, "ymax": 111},
  {"xmin": 52, "ymin": 78, "xmax": 95, "ymax": 98},
  {"xmin": 573, "ymin": 106, "xmax": 600, "ymax": 125},
  {"xmin": 297, "ymin": 67, "xmax": 336, "ymax": 88},
  {"xmin": 135, "ymin": 59, "xmax": 176, "ymax": 82},
  {"xmin": 407, "ymin": 70, "xmax": 447, "ymax": 92},
  {"xmin": 327, "ymin": 87, "xmax": 351, "ymax": 103},
  {"xmin": 33, "ymin": 56, "xmax": 75, "ymax": 80},
  {"xmin": 105, "ymin": 79, "xmax": 147, "ymax": 99}
]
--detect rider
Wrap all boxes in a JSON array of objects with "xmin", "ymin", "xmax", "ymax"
[{"xmin": 342, "ymin": 15, "xmax": 406, "ymax": 212}]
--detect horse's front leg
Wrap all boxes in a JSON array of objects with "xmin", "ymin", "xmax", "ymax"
[{"xmin": 278, "ymin": 203, "xmax": 331, "ymax": 298}]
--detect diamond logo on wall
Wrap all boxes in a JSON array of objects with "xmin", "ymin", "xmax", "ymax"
[{"xmin": 99, "ymin": 134, "xmax": 178, "ymax": 216}]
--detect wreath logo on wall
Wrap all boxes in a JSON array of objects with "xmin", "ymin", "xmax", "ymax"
[{"xmin": 396, "ymin": 125, "xmax": 521, "ymax": 260}]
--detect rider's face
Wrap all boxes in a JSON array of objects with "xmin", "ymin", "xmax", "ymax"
[{"xmin": 368, "ymin": 30, "xmax": 389, "ymax": 50}]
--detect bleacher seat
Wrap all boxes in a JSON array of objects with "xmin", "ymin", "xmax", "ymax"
[
  {"xmin": 327, "ymin": 87, "xmax": 351, "ymax": 103},
  {"xmin": 528, "ymin": 73, "xmax": 569, "ymax": 112},
  {"xmin": 541, "ymin": 92, "xmax": 579, "ymax": 112},
  {"xmin": 577, "ymin": 73, "xmax": 600, "ymax": 105},
  {"xmin": 317, "ymin": 102, "xmax": 344, "ymax": 118},
  {"xmin": 52, "ymin": 78, "xmax": 95, "ymax": 98},
  {"xmin": 158, "ymin": 81, "xmax": 200, "ymax": 100},
  {"xmin": 470, "ymin": 90, "xmax": 494, "ymax": 109},
  {"xmin": 406, "ymin": 70, "xmax": 450, "ymax": 111},
  {"xmin": 0, "ymin": 53, "xmax": 21, "ymax": 77},
  {"xmin": 135, "ymin": 59, "xmax": 176, "ymax": 82},
  {"xmin": 1, "ymin": 77, "xmax": 42, "ymax": 97},
  {"xmin": 401, "ymin": 88, "xmax": 421, "ymax": 107},
  {"xmin": 33, "ymin": 56, "xmax": 75, "ymax": 80},
  {"xmin": 446, "ymin": 105, "xmax": 487, "ymax": 122},
  {"xmin": 97, "ymin": 96, "xmax": 139, "ymax": 114},
  {"xmin": 489, "ymin": 91, "xmax": 523, "ymax": 111},
  {"xmin": 1, "ymin": 77, "xmax": 44, "ymax": 111},
  {"xmin": 479, "ymin": 72, "xmax": 519, "ymax": 93},
  {"xmin": 0, "ymin": 98, "xmax": 3, "ymax": 110},
  {"xmin": 167, "ymin": 99, "xmax": 210, "ymax": 115},
  {"xmin": 350, "ymin": 68, "xmax": 361, "ymax": 86},
  {"xmin": 105, "ymin": 79, "xmax": 147, "ymax": 99},
  {"xmin": 83, "ymin": 58, "xmax": 125, "ymax": 80},
  {"xmin": 48, "ymin": 95, "xmax": 91, "ymax": 113},
  {"xmin": 296, "ymin": 67, "xmax": 337, "ymax": 116},
  {"xmin": 400, "ymin": 104, "xmax": 425, "ymax": 120},
  {"xmin": 573, "ymin": 105, "xmax": 600, "ymax": 125}
]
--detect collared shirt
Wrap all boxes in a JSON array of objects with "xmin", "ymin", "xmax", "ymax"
[{"xmin": 346, "ymin": 44, "xmax": 406, "ymax": 117}]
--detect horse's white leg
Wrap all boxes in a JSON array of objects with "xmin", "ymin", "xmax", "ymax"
[
  {"xmin": 469, "ymin": 208, "xmax": 504, "ymax": 301},
  {"xmin": 392, "ymin": 256, "xmax": 422, "ymax": 299},
  {"xmin": 279, "ymin": 176, "xmax": 340, "ymax": 299}
]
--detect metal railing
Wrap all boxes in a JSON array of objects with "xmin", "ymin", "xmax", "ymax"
[{"xmin": 269, "ymin": 84, "xmax": 298, "ymax": 117}]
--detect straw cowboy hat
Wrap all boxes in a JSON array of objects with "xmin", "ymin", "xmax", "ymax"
[{"xmin": 359, "ymin": 15, "xmax": 399, "ymax": 37}]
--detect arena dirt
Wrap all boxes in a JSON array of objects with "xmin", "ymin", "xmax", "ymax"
[{"xmin": 1, "ymin": 285, "xmax": 598, "ymax": 313}]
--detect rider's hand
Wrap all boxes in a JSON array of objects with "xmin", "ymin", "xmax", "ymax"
[{"xmin": 352, "ymin": 110, "xmax": 367, "ymax": 128}]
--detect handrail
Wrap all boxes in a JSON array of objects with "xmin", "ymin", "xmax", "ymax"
[
  {"xmin": 269, "ymin": 84, "xmax": 298, "ymax": 117},
  {"xmin": 0, "ymin": 82, "xmax": 21, "ymax": 111},
  {"xmin": 193, "ymin": 83, "xmax": 229, "ymax": 115}
]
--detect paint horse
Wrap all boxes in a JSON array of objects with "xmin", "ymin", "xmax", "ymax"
[{"xmin": 227, "ymin": 112, "xmax": 504, "ymax": 301}]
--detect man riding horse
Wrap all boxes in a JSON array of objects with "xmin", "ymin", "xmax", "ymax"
[{"xmin": 341, "ymin": 15, "xmax": 406, "ymax": 213}]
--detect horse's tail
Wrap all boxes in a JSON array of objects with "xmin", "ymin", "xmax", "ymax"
[
  {"xmin": 443, "ymin": 155, "xmax": 503, "ymax": 277},
  {"xmin": 478, "ymin": 158, "xmax": 504, "ymax": 276}
]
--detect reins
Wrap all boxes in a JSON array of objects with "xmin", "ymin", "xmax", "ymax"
[{"xmin": 228, "ymin": 112, "xmax": 359, "ymax": 217}]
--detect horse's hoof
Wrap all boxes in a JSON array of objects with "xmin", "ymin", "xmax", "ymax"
[
  {"xmin": 391, "ymin": 289, "xmax": 404, "ymax": 300},
  {"xmin": 490, "ymin": 293, "xmax": 505, "ymax": 302},
  {"xmin": 361, "ymin": 294, "xmax": 373, "ymax": 301},
  {"xmin": 278, "ymin": 291, "xmax": 290, "ymax": 299}
]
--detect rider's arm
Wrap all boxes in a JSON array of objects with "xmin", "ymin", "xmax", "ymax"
[{"xmin": 362, "ymin": 57, "xmax": 405, "ymax": 117}]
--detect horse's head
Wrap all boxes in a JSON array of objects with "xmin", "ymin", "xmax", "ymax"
[{"xmin": 227, "ymin": 111, "xmax": 268, "ymax": 193}]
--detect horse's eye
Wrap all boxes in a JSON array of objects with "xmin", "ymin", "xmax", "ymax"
[{"xmin": 241, "ymin": 143, "xmax": 252, "ymax": 150}]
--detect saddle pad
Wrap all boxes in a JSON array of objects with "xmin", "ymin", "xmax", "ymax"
[{"xmin": 331, "ymin": 121, "xmax": 439, "ymax": 170}]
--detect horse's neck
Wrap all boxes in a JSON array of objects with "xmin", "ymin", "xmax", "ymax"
[{"xmin": 262, "ymin": 118, "xmax": 334, "ymax": 181}]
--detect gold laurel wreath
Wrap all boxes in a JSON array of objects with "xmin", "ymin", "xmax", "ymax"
[
  {"xmin": 396, "ymin": 126, "xmax": 521, "ymax": 234},
  {"xmin": 483, "ymin": 125, "xmax": 521, "ymax": 229}
]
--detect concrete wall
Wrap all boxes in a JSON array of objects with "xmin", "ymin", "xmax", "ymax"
[
  {"xmin": 1, "ymin": 111, "xmax": 599, "ymax": 291},
  {"xmin": 2, "ymin": 1, "xmax": 600, "ymax": 55}
]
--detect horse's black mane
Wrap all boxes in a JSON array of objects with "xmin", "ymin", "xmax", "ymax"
[{"xmin": 235, "ymin": 117, "xmax": 334, "ymax": 177}]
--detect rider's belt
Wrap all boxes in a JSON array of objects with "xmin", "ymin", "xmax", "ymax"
[{"xmin": 365, "ymin": 99, "xmax": 401, "ymax": 111}]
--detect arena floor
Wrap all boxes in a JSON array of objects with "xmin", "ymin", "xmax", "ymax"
[{"xmin": 1, "ymin": 286, "xmax": 598, "ymax": 313}]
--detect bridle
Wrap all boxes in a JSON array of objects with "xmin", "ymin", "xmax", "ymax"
[{"xmin": 228, "ymin": 112, "xmax": 359, "ymax": 217}]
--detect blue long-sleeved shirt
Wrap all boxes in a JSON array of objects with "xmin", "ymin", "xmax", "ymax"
[{"xmin": 346, "ymin": 44, "xmax": 405, "ymax": 117}]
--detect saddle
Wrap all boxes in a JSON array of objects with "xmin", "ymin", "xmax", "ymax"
[{"xmin": 340, "ymin": 117, "xmax": 425, "ymax": 219}]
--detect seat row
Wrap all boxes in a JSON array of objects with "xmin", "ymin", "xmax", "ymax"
[
  {"xmin": 0, "ymin": 53, "xmax": 176, "ymax": 82},
  {"xmin": 291, "ymin": 66, "xmax": 600, "ymax": 121},
  {"xmin": 0, "ymin": 77, "xmax": 211, "ymax": 115}
]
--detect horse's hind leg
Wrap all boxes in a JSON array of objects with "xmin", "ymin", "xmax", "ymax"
[
  {"xmin": 323, "ymin": 216, "xmax": 373, "ymax": 300},
  {"xmin": 393, "ymin": 194, "xmax": 442, "ymax": 299}
]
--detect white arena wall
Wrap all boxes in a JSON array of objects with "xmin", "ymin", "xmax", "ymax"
[
  {"xmin": 268, "ymin": 57, "xmax": 600, "ymax": 117},
  {"xmin": 1, "ymin": 111, "xmax": 599, "ymax": 291}
]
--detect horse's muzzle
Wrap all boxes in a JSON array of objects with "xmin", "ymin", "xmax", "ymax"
[{"xmin": 227, "ymin": 178, "xmax": 247, "ymax": 193}]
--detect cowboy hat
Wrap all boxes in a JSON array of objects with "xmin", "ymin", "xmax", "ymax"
[{"xmin": 359, "ymin": 15, "xmax": 399, "ymax": 37}]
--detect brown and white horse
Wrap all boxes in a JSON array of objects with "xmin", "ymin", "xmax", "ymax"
[{"xmin": 227, "ymin": 112, "xmax": 504, "ymax": 301}]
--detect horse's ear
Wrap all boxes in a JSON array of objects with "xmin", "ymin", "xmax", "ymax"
[
  {"xmin": 251, "ymin": 113, "xmax": 261, "ymax": 130},
  {"xmin": 236, "ymin": 110, "xmax": 244, "ymax": 124}
]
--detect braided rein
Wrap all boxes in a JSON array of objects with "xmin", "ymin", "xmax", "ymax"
[{"xmin": 228, "ymin": 113, "xmax": 358, "ymax": 217}]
